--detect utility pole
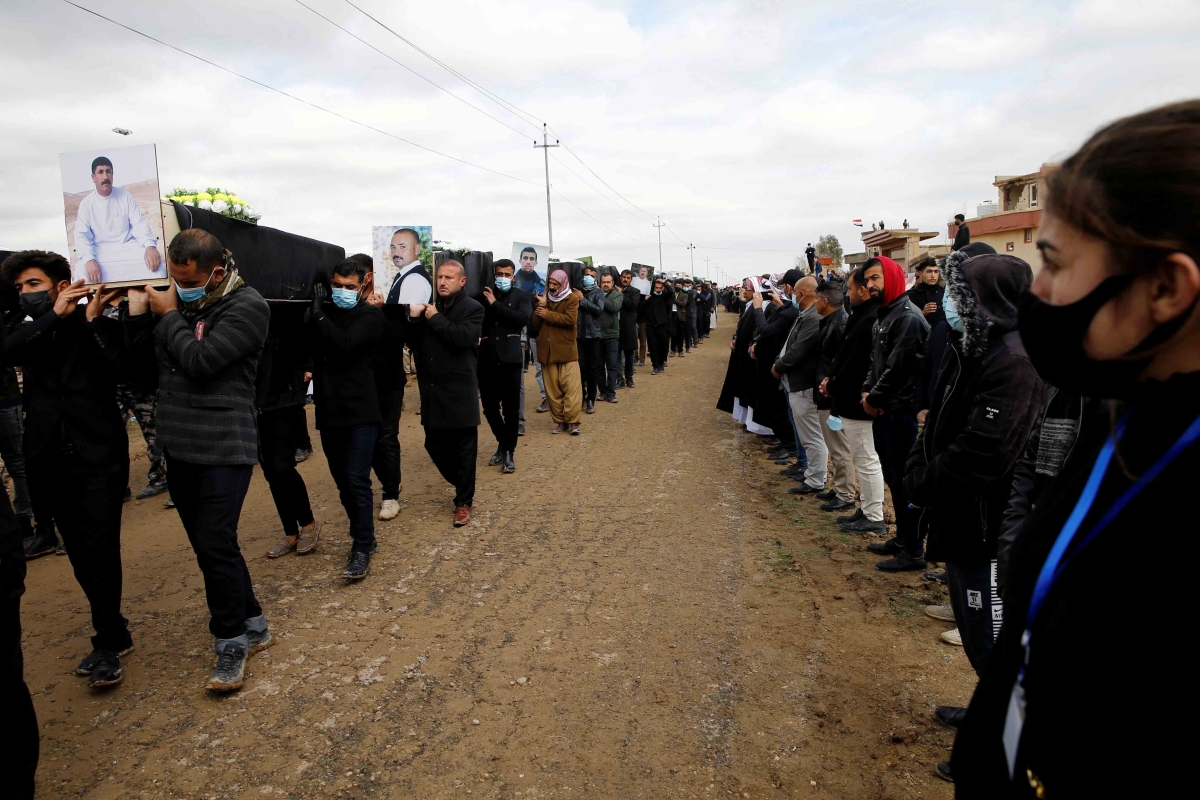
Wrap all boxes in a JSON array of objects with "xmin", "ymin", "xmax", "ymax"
[
  {"xmin": 703, "ymin": 256, "xmax": 712, "ymax": 282},
  {"xmin": 686, "ymin": 243, "xmax": 696, "ymax": 277},
  {"xmin": 653, "ymin": 217, "xmax": 666, "ymax": 271},
  {"xmin": 534, "ymin": 124, "xmax": 559, "ymax": 252}
]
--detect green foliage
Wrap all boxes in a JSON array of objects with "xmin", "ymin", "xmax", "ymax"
[{"xmin": 816, "ymin": 234, "xmax": 843, "ymax": 267}]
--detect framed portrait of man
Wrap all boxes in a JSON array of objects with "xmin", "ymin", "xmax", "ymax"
[
  {"xmin": 372, "ymin": 225, "xmax": 433, "ymax": 302},
  {"xmin": 59, "ymin": 143, "xmax": 167, "ymax": 286},
  {"xmin": 510, "ymin": 241, "xmax": 549, "ymax": 297}
]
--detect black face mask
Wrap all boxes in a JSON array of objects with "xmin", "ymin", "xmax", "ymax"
[
  {"xmin": 1018, "ymin": 274, "xmax": 1154, "ymax": 399},
  {"xmin": 19, "ymin": 290, "xmax": 53, "ymax": 319}
]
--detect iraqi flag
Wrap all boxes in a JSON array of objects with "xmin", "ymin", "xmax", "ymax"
[{"xmin": 852, "ymin": 219, "xmax": 863, "ymax": 227}]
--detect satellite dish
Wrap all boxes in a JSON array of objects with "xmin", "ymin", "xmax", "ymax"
[{"xmin": 112, "ymin": 127, "xmax": 132, "ymax": 136}]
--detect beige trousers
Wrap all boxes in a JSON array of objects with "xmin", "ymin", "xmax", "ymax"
[
  {"xmin": 819, "ymin": 409, "xmax": 857, "ymax": 503},
  {"xmin": 543, "ymin": 361, "xmax": 582, "ymax": 424}
]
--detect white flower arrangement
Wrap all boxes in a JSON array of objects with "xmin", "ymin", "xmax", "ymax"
[{"xmin": 163, "ymin": 187, "xmax": 262, "ymax": 224}]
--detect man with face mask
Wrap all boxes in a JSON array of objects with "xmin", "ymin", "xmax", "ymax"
[
  {"xmin": 124, "ymin": 229, "xmax": 271, "ymax": 692},
  {"xmin": 772, "ymin": 276, "xmax": 827, "ymax": 495},
  {"xmin": 643, "ymin": 276, "xmax": 673, "ymax": 374},
  {"xmin": 307, "ymin": 258, "xmax": 385, "ymax": 580},
  {"xmin": 575, "ymin": 266, "xmax": 606, "ymax": 413},
  {"xmin": 478, "ymin": 259, "xmax": 532, "ymax": 473},
  {"xmin": 598, "ymin": 271, "xmax": 624, "ymax": 402},
  {"xmin": 2, "ymin": 250, "xmax": 131, "ymax": 689}
]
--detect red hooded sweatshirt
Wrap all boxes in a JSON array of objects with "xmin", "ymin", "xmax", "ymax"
[{"xmin": 875, "ymin": 256, "xmax": 906, "ymax": 306}]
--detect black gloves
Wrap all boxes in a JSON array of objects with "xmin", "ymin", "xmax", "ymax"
[{"xmin": 307, "ymin": 282, "xmax": 328, "ymax": 322}]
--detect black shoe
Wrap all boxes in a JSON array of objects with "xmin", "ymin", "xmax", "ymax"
[
  {"xmin": 136, "ymin": 481, "xmax": 168, "ymax": 500},
  {"xmin": 922, "ymin": 569, "xmax": 948, "ymax": 585},
  {"xmin": 605, "ymin": 394, "xmax": 619, "ymax": 404},
  {"xmin": 820, "ymin": 498, "xmax": 856, "ymax": 512},
  {"xmin": 207, "ymin": 646, "xmax": 246, "ymax": 692},
  {"xmin": 518, "ymin": 421, "xmax": 526, "ymax": 436},
  {"xmin": 788, "ymin": 484, "xmax": 823, "ymax": 495},
  {"xmin": 502, "ymin": 451, "xmax": 516, "ymax": 474},
  {"xmin": 344, "ymin": 551, "xmax": 371, "ymax": 581},
  {"xmin": 536, "ymin": 399, "xmax": 550, "ymax": 413},
  {"xmin": 866, "ymin": 537, "xmax": 902, "ymax": 554},
  {"xmin": 841, "ymin": 517, "xmax": 888, "ymax": 534},
  {"xmin": 779, "ymin": 463, "xmax": 805, "ymax": 477},
  {"xmin": 24, "ymin": 528, "xmax": 58, "ymax": 559},
  {"xmin": 626, "ymin": 380, "xmax": 635, "ymax": 388},
  {"xmin": 123, "ymin": 486, "xmax": 132, "ymax": 503},
  {"xmin": 488, "ymin": 446, "xmax": 504, "ymax": 466},
  {"xmin": 652, "ymin": 368, "xmax": 661, "ymax": 375},
  {"xmin": 294, "ymin": 447, "xmax": 312, "ymax": 463},
  {"xmin": 617, "ymin": 379, "xmax": 626, "ymax": 389},
  {"xmin": 935, "ymin": 705, "xmax": 967, "ymax": 729},
  {"xmin": 815, "ymin": 488, "xmax": 836, "ymax": 501},
  {"xmin": 837, "ymin": 508, "xmax": 864, "ymax": 525},
  {"xmin": 17, "ymin": 516, "xmax": 33, "ymax": 541},
  {"xmin": 935, "ymin": 762, "xmax": 953, "ymax": 783},
  {"xmin": 87, "ymin": 652, "xmax": 123, "ymax": 689},
  {"xmin": 876, "ymin": 552, "xmax": 928, "ymax": 572},
  {"xmin": 77, "ymin": 644, "xmax": 134, "ymax": 675}
]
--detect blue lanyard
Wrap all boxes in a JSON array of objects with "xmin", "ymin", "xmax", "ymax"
[{"xmin": 1022, "ymin": 408, "xmax": 1200, "ymax": 667}]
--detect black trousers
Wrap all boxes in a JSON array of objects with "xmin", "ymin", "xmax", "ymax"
[
  {"xmin": 424, "ymin": 426, "xmax": 478, "ymax": 507},
  {"xmin": 947, "ymin": 560, "xmax": 1002, "ymax": 677},
  {"xmin": 602, "ymin": 338, "xmax": 620, "ymax": 397},
  {"xmin": 698, "ymin": 308, "xmax": 711, "ymax": 338},
  {"xmin": 259, "ymin": 407, "xmax": 314, "ymax": 539},
  {"xmin": 621, "ymin": 347, "xmax": 636, "ymax": 384},
  {"xmin": 648, "ymin": 324, "xmax": 670, "ymax": 368},
  {"xmin": 872, "ymin": 412, "xmax": 922, "ymax": 554},
  {"xmin": 577, "ymin": 338, "xmax": 603, "ymax": 403},
  {"xmin": 165, "ymin": 455, "xmax": 262, "ymax": 641},
  {"xmin": 372, "ymin": 387, "xmax": 405, "ymax": 501},
  {"xmin": 671, "ymin": 318, "xmax": 686, "ymax": 353},
  {"xmin": 321, "ymin": 424, "xmax": 379, "ymax": 553},
  {"xmin": 27, "ymin": 451, "xmax": 132, "ymax": 652},
  {"xmin": 478, "ymin": 359, "xmax": 522, "ymax": 452},
  {"xmin": 1, "ymin": 492, "xmax": 38, "ymax": 800}
]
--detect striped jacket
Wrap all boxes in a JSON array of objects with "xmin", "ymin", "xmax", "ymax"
[{"xmin": 128, "ymin": 285, "xmax": 270, "ymax": 465}]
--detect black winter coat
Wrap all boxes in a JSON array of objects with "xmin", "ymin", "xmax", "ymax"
[
  {"xmin": 716, "ymin": 306, "xmax": 762, "ymax": 413},
  {"xmin": 826, "ymin": 299, "xmax": 879, "ymax": 421},
  {"xmin": 951, "ymin": 373, "xmax": 1198, "ymax": 798},
  {"xmin": 256, "ymin": 303, "xmax": 310, "ymax": 412},
  {"xmin": 905, "ymin": 282, "xmax": 946, "ymax": 328},
  {"xmin": 309, "ymin": 301, "xmax": 385, "ymax": 430},
  {"xmin": 407, "ymin": 291, "xmax": 484, "ymax": 429},
  {"xmin": 479, "ymin": 287, "xmax": 533, "ymax": 365},
  {"xmin": 864, "ymin": 295, "xmax": 928, "ymax": 413},
  {"xmin": 815, "ymin": 306, "xmax": 847, "ymax": 411},
  {"xmin": 373, "ymin": 305, "xmax": 409, "ymax": 394},
  {"xmin": 619, "ymin": 286, "xmax": 641, "ymax": 349},
  {"xmin": 642, "ymin": 291, "xmax": 672, "ymax": 328}
]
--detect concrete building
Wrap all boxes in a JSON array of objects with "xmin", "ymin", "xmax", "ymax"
[
  {"xmin": 859, "ymin": 227, "xmax": 948, "ymax": 272},
  {"xmin": 950, "ymin": 164, "xmax": 1058, "ymax": 268}
]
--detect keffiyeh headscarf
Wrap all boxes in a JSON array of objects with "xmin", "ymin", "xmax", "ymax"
[{"xmin": 548, "ymin": 269, "xmax": 572, "ymax": 302}]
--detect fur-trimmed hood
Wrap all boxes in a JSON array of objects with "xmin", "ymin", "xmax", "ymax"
[{"xmin": 941, "ymin": 249, "xmax": 1033, "ymax": 357}]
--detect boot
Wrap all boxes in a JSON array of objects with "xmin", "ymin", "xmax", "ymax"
[
  {"xmin": 25, "ymin": 527, "xmax": 59, "ymax": 559},
  {"xmin": 502, "ymin": 451, "xmax": 516, "ymax": 474},
  {"xmin": 488, "ymin": 446, "xmax": 504, "ymax": 466}
]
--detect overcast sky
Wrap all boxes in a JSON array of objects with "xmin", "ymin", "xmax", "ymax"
[{"xmin": 3, "ymin": 0, "xmax": 1199, "ymax": 283}]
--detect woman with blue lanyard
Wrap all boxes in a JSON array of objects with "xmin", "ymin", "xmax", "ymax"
[{"xmin": 951, "ymin": 99, "xmax": 1200, "ymax": 797}]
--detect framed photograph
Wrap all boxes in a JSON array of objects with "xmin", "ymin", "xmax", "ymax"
[
  {"xmin": 60, "ymin": 143, "xmax": 167, "ymax": 286},
  {"xmin": 372, "ymin": 225, "xmax": 433, "ymax": 296},
  {"xmin": 511, "ymin": 241, "xmax": 549, "ymax": 296}
]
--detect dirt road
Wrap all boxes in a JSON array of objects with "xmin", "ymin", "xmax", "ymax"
[{"xmin": 22, "ymin": 321, "xmax": 971, "ymax": 799}]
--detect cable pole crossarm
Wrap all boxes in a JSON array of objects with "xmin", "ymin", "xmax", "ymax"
[{"xmin": 533, "ymin": 124, "xmax": 560, "ymax": 252}]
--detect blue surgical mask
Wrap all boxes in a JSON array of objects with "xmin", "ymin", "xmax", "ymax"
[
  {"xmin": 826, "ymin": 414, "xmax": 844, "ymax": 432},
  {"xmin": 331, "ymin": 287, "xmax": 359, "ymax": 309},
  {"xmin": 582, "ymin": 275, "xmax": 596, "ymax": 288},
  {"xmin": 944, "ymin": 293, "xmax": 964, "ymax": 333},
  {"xmin": 494, "ymin": 277, "xmax": 512, "ymax": 292},
  {"xmin": 653, "ymin": 290, "xmax": 662, "ymax": 296},
  {"xmin": 175, "ymin": 272, "xmax": 214, "ymax": 303},
  {"xmin": 789, "ymin": 293, "xmax": 799, "ymax": 308}
]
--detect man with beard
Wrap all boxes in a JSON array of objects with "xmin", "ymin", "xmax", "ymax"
[
  {"xmin": 73, "ymin": 156, "xmax": 163, "ymax": 284},
  {"xmin": 643, "ymin": 276, "xmax": 673, "ymax": 375},
  {"xmin": 598, "ymin": 272, "xmax": 624, "ymax": 403},
  {"xmin": 478, "ymin": 260, "xmax": 532, "ymax": 473},
  {"xmin": 618, "ymin": 269, "xmax": 640, "ymax": 388},
  {"xmin": 906, "ymin": 261, "xmax": 946, "ymax": 328},
  {"xmin": 531, "ymin": 270, "xmax": 582, "ymax": 434},
  {"xmin": 859, "ymin": 256, "xmax": 930, "ymax": 571},
  {"xmin": 812, "ymin": 281, "xmax": 855, "ymax": 512},
  {"xmin": 635, "ymin": 266, "xmax": 650, "ymax": 366},
  {"xmin": 384, "ymin": 228, "xmax": 432, "ymax": 305}
]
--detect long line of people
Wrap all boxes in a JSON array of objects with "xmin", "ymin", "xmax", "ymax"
[{"xmin": 719, "ymin": 99, "xmax": 1199, "ymax": 797}]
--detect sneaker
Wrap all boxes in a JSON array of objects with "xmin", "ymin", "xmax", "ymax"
[
  {"xmin": 626, "ymin": 380, "xmax": 635, "ymax": 389},
  {"xmin": 77, "ymin": 644, "xmax": 134, "ymax": 675},
  {"xmin": 616, "ymin": 379, "xmax": 626, "ymax": 389},
  {"xmin": 652, "ymin": 368, "xmax": 661, "ymax": 375},
  {"xmin": 820, "ymin": 498, "xmax": 856, "ymax": 512},
  {"xmin": 453, "ymin": 505, "xmax": 472, "ymax": 527},
  {"xmin": 518, "ymin": 421, "xmax": 526, "ymax": 436},
  {"xmin": 940, "ymin": 629, "xmax": 963, "ymax": 647},
  {"xmin": 344, "ymin": 551, "xmax": 371, "ymax": 580},
  {"xmin": 247, "ymin": 628, "xmax": 275, "ymax": 657},
  {"xmin": 838, "ymin": 508, "xmax": 864, "ymax": 525},
  {"xmin": 379, "ymin": 499, "xmax": 401, "ymax": 521},
  {"xmin": 935, "ymin": 705, "xmax": 967, "ymax": 729},
  {"xmin": 207, "ymin": 645, "xmax": 247, "ymax": 692},
  {"xmin": 840, "ymin": 516, "xmax": 887, "ymax": 534},
  {"xmin": 136, "ymin": 480, "xmax": 168, "ymax": 500},
  {"xmin": 569, "ymin": 423, "xmax": 581, "ymax": 435},
  {"xmin": 866, "ymin": 537, "xmax": 902, "ymax": 554},
  {"xmin": 24, "ymin": 528, "xmax": 58, "ymax": 559},
  {"xmin": 488, "ymin": 446, "xmax": 504, "ymax": 466},
  {"xmin": 876, "ymin": 552, "xmax": 927, "ymax": 572},
  {"xmin": 585, "ymin": 401, "xmax": 596, "ymax": 414},
  {"xmin": 502, "ymin": 451, "xmax": 515, "ymax": 474},
  {"xmin": 925, "ymin": 605, "xmax": 955, "ymax": 622},
  {"xmin": 605, "ymin": 394, "xmax": 619, "ymax": 404},
  {"xmin": 87, "ymin": 652, "xmax": 123, "ymax": 689},
  {"xmin": 536, "ymin": 399, "xmax": 550, "ymax": 413},
  {"xmin": 551, "ymin": 422, "xmax": 569, "ymax": 434},
  {"xmin": 935, "ymin": 762, "xmax": 953, "ymax": 783}
]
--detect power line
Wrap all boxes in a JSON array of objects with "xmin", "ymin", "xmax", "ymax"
[
  {"xmin": 552, "ymin": 138, "xmax": 659, "ymax": 223},
  {"xmin": 292, "ymin": 0, "xmax": 531, "ymax": 140},
  {"xmin": 548, "ymin": 152, "xmax": 659, "ymax": 226},
  {"xmin": 551, "ymin": 189, "xmax": 659, "ymax": 246},
  {"xmin": 60, "ymin": 0, "xmax": 541, "ymax": 188}
]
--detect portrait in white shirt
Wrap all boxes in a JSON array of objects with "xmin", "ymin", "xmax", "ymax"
[
  {"xmin": 371, "ymin": 225, "xmax": 433, "ymax": 304},
  {"xmin": 60, "ymin": 144, "xmax": 167, "ymax": 285}
]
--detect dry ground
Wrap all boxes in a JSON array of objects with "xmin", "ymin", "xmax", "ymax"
[{"xmin": 21, "ymin": 322, "xmax": 973, "ymax": 799}]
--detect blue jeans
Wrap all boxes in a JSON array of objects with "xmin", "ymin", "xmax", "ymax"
[
  {"xmin": 0, "ymin": 404, "xmax": 31, "ymax": 519},
  {"xmin": 320, "ymin": 424, "xmax": 379, "ymax": 553},
  {"xmin": 602, "ymin": 339, "xmax": 620, "ymax": 397},
  {"xmin": 782, "ymin": 386, "xmax": 808, "ymax": 468}
]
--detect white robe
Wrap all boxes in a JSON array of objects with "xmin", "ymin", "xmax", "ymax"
[{"xmin": 74, "ymin": 186, "xmax": 163, "ymax": 282}]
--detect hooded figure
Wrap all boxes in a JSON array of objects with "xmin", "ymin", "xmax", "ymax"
[{"xmin": 903, "ymin": 252, "xmax": 1045, "ymax": 677}]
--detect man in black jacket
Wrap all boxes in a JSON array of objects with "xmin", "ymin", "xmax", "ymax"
[
  {"xmin": 478, "ymin": 259, "xmax": 532, "ymax": 474},
  {"xmin": 618, "ymin": 270, "xmax": 640, "ymax": 388},
  {"xmin": 951, "ymin": 213, "xmax": 970, "ymax": 251},
  {"xmin": 308, "ymin": 258, "xmax": 385, "ymax": 581},
  {"xmin": 643, "ymin": 277, "xmax": 672, "ymax": 374},
  {"xmin": 598, "ymin": 272, "xmax": 624, "ymax": 403},
  {"xmin": 408, "ymin": 261, "xmax": 484, "ymax": 527},
  {"xmin": 859, "ymin": 256, "xmax": 929, "ymax": 569},
  {"xmin": 773, "ymin": 276, "xmax": 826, "ymax": 495},
  {"xmin": 822, "ymin": 268, "xmax": 886, "ymax": 532},
  {"xmin": 813, "ymin": 281, "xmax": 855, "ymax": 512},
  {"xmin": 905, "ymin": 261, "xmax": 945, "ymax": 328},
  {"xmin": 126, "ymin": 229, "xmax": 271, "ymax": 692},
  {"xmin": 575, "ymin": 266, "xmax": 605, "ymax": 413},
  {"xmin": 2, "ymin": 251, "xmax": 131, "ymax": 689}
]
